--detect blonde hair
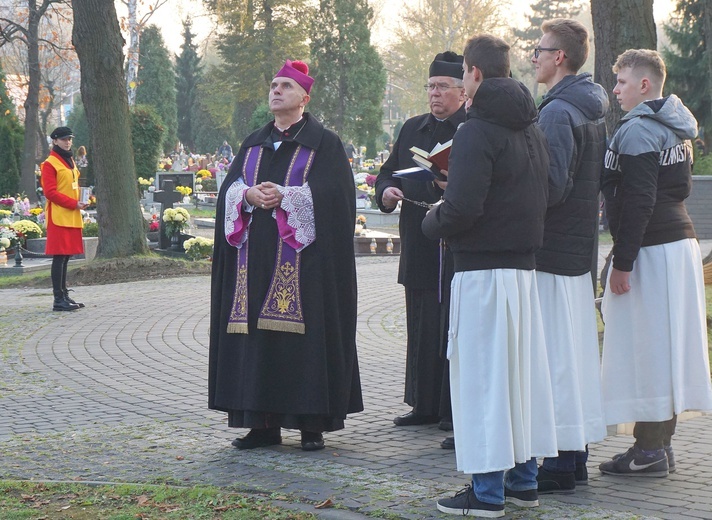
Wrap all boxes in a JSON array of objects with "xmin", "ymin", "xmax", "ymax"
[
  {"xmin": 77, "ymin": 145, "xmax": 87, "ymax": 157},
  {"xmin": 541, "ymin": 18, "xmax": 589, "ymax": 72},
  {"xmin": 613, "ymin": 49, "xmax": 666, "ymax": 89}
]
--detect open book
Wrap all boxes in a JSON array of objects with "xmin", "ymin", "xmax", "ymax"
[{"xmin": 409, "ymin": 140, "xmax": 452, "ymax": 173}]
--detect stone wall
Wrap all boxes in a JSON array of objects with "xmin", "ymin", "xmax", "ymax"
[{"xmin": 687, "ymin": 176, "xmax": 712, "ymax": 239}]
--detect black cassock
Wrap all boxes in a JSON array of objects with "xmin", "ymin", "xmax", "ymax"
[
  {"xmin": 208, "ymin": 113, "xmax": 362, "ymax": 432},
  {"xmin": 375, "ymin": 106, "xmax": 465, "ymax": 417}
]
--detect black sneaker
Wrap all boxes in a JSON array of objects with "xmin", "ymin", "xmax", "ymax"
[
  {"xmin": 536, "ymin": 466, "xmax": 575, "ymax": 494},
  {"xmin": 665, "ymin": 445, "xmax": 676, "ymax": 473},
  {"xmin": 575, "ymin": 462, "xmax": 588, "ymax": 485},
  {"xmin": 504, "ymin": 487, "xmax": 539, "ymax": 507},
  {"xmin": 436, "ymin": 485, "xmax": 504, "ymax": 518},
  {"xmin": 599, "ymin": 444, "xmax": 668, "ymax": 477}
]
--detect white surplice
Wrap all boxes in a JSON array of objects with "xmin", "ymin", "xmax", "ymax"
[
  {"xmin": 601, "ymin": 238, "xmax": 712, "ymax": 425},
  {"xmin": 536, "ymin": 271, "xmax": 607, "ymax": 450},
  {"xmin": 449, "ymin": 269, "xmax": 558, "ymax": 474}
]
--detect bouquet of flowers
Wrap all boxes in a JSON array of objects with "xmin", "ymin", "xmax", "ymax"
[
  {"xmin": 183, "ymin": 236, "xmax": 214, "ymax": 261},
  {"xmin": 176, "ymin": 186, "xmax": 193, "ymax": 197},
  {"xmin": 11, "ymin": 219, "xmax": 42, "ymax": 240},
  {"xmin": 196, "ymin": 169, "xmax": 212, "ymax": 179},
  {"xmin": 138, "ymin": 177, "xmax": 154, "ymax": 187},
  {"xmin": 0, "ymin": 197, "xmax": 14, "ymax": 209},
  {"xmin": 162, "ymin": 207, "xmax": 190, "ymax": 236},
  {"xmin": 0, "ymin": 226, "xmax": 18, "ymax": 250}
]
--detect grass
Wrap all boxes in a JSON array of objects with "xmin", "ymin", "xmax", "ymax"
[{"xmin": 0, "ymin": 481, "xmax": 317, "ymax": 519}]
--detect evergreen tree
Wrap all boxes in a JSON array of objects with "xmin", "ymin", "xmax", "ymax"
[
  {"xmin": 309, "ymin": 0, "xmax": 386, "ymax": 155},
  {"xmin": 192, "ymin": 66, "xmax": 235, "ymax": 151},
  {"xmin": 175, "ymin": 17, "xmax": 203, "ymax": 152},
  {"xmin": 0, "ymin": 64, "xmax": 24, "ymax": 195},
  {"xmin": 206, "ymin": 0, "xmax": 313, "ymax": 128},
  {"xmin": 664, "ymin": 0, "xmax": 712, "ymax": 143},
  {"xmin": 136, "ymin": 25, "xmax": 178, "ymax": 154}
]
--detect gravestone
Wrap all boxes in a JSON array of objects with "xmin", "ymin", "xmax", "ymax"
[
  {"xmin": 153, "ymin": 180, "xmax": 183, "ymax": 249},
  {"xmin": 157, "ymin": 171, "xmax": 195, "ymax": 194}
]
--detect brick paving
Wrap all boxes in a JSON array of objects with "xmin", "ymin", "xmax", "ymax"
[{"xmin": 1, "ymin": 253, "xmax": 712, "ymax": 519}]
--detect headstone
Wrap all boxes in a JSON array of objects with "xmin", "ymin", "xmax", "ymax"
[
  {"xmin": 153, "ymin": 180, "xmax": 183, "ymax": 249},
  {"xmin": 216, "ymin": 170, "xmax": 228, "ymax": 191},
  {"xmin": 156, "ymin": 171, "xmax": 195, "ymax": 193}
]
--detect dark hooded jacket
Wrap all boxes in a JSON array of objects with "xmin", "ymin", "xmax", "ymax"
[
  {"xmin": 422, "ymin": 78, "xmax": 549, "ymax": 272},
  {"xmin": 535, "ymin": 73, "xmax": 609, "ymax": 276},
  {"xmin": 601, "ymin": 95, "xmax": 698, "ymax": 272}
]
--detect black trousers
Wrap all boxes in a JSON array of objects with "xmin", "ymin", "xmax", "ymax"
[
  {"xmin": 51, "ymin": 255, "xmax": 71, "ymax": 298},
  {"xmin": 634, "ymin": 415, "xmax": 677, "ymax": 450}
]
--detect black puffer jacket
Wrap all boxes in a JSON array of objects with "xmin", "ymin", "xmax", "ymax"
[
  {"xmin": 422, "ymin": 78, "xmax": 549, "ymax": 272},
  {"xmin": 535, "ymin": 73, "xmax": 609, "ymax": 276}
]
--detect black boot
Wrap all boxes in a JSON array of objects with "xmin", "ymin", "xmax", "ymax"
[
  {"xmin": 53, "ymin": 294, "xmax": 80, "ymax": 312},
  {"xmin": 64, "ymin": 289, "xmax": 85, "ymax": 308}
]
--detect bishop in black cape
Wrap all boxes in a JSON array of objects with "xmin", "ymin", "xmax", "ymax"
[{"xmin": 208, "ymin": 112, "xmax": 363, "ymax": 436}]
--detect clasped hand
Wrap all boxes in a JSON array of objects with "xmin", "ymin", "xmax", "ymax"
[{"xmin": 246, "ymin": 182, "xmax": 283, "ymax": 210}]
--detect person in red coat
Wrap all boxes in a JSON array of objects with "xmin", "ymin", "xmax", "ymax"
[{"xmin": 41, "ymin": 126, "xmax": 87, "ymax": 311}]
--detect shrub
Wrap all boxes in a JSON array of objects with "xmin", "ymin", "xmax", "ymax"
[
  {"xmin": 82, "ymin": 221, "xmax": 99, "ymax": 237},
  {"xmin": 131, "ymin": 104, "xmax": 166, "ymax": 181}
]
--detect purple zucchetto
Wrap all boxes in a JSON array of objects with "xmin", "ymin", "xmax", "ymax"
[{"xmin": 274, "ymin": 60, "xmax": 314, "ymax": 94}]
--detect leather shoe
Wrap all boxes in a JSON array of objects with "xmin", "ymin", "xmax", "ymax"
[
  {"xmin": 231, "ymin": 428, "xmax": 281, "ymax": 449},
  {"xmin": 439, "ymin": 419, "xmax": 453, "ymax": 431},
  {"xmin": 440, "ymin": 436, "xmax": 455, "ymax": 450},
  {"xmin": 393, "ymin": 411, "xmax": 439, "ymax": 426},
  {"xmin": 300, "ymin": 431, "xmax": 325, "ymax": 451}
]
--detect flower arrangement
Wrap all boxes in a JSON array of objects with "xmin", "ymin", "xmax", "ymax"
[
  {"xmin": 183, "ymin": 236, "xmax": 214, "ymax": 261},
  {"xmin": 138, "ymin": 177, "xmax": 155, "ymax": 187},
  {"xmin": 29, "ymin": 207, "xmax": 43, "ymax": 216},
  {"xmin": 0, "ymin": 226, "xmax": 18, "ymax": 249},
  {"xmin": 0, "ymin": 197, "xmax": 14, "ymax": 209},
  {"xmin": 0, "ymin": 209, "xmax": 10, "ymax": 219},
  {"xmin": 196, "ymin": 169, "xmax": 212, "ymax": 179},
  {"xmin": 11, "ymin": 219, "xmax": 43, "ymax": 240},
  {"xmin": 86, "ymin": 195, "xmax": 97, "ymax": 210},
  {"xmin": 176, "ymin": 186, "xmax": 192, "ymax": 197},
  {"xmin": 162, "ymin": 207, "xmax": 190, "ymax": 236},
  {"xmin": 356, "ymin": 214, "xmax": 367, "ymax": 225}
]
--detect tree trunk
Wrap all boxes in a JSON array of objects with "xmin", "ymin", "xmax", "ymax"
[
  {"xmin": 72, "ymin": 0, "xmax": 149, "ymax": 258},
  {"xmin": 19, "ymin": 1, "xmax": 42, "ymax": 202},
  {"xmin": 591, "ymin": 0, "xmax": 656, "ymax": 134}
]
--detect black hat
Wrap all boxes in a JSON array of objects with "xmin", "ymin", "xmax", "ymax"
[
  {"xmin": 50, "ymin": 126, "xmax": 74, "ymax": 140},
  {"xmin": 429, "ymin": 51, "xmax": 464, "ymax": 79}
]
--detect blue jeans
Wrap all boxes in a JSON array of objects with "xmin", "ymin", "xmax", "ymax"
[
  {"xmin": 542, "ymin": 447, "xmax": 588, "ymax": 473},
  {"xmin": 471, "ymin": 458, "xmax": 537, "ymax": 505}
]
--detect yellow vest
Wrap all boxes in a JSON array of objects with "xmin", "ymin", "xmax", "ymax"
[{"xmin": 43, "ymin": 155, "xmax": 83, "ymax": 228}]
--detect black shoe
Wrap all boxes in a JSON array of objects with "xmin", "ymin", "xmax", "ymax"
[
  {"xmin": 536, "ymin": 466, "xmax": 576, "ymax": 494},
  {"xmin": 439, "ymin": 418, "xmax": 453, "ymax": 431},
  {"xmin": 665, "ymin": 445, "xmax": 676, "ymax": 473},
  {"xmin": 437, "ymin": 485, "xmax": 504, "ymax": 517},
  {"xmin": 441, "ymin": 436, "xmax": 455, "ymax": 450},
  {"xmin": 300, "ymin": 431, "xmax": 325, "ymax": 451},
  {"xmin": 64, "ymin": 289, "xmax": 85, "ymax": 308},
  {"xmin": 599, "ymin": 444, "xmax": 668, "ymax": 477},
  {"xmin": 393, "ymin": 411, "xmax": 439, "ymax": 426},
  {"xmin": 53, "ymin": 297, "xmax": 80, "ymax": 312},
  {"xmin": 231, "ymin": 428, "xmax": 281, "ymax": 449},
  {"xmin": 504, "ymin": 487, "xmax": 539, "ymax": 508},
  {"xmin": 575, "ymin": 462, "xmax": 588, "ymax": 485}
]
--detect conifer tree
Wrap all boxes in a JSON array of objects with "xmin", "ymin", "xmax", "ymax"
[
  {"xmin": 309, "ymin": 0, "xmax": 386, "ymax": 157},
  {"xmin": 0, "ymin": 63, "xmax": 24, "ymax": 195},
  {"xmin": 175, "ymin": 17, "xmax": 203, "ymax": 152},
  {"xmin": 136, "ymin": 25, "xmax": 178, "ymax": 154},
  {"xmin": 664, "ymin": 0, "xmax": 712, "ymax": 143}
]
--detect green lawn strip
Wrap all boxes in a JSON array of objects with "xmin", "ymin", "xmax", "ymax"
[{"xmin": 0, "ymin": 480, "xmax": 316, "ymax": 519}]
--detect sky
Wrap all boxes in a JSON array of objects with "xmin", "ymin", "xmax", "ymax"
[{"xmin": 153, "ymin": 0, "xmax": 679, "ymax": 54}]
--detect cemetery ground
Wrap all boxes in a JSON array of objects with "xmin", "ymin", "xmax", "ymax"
[{"xmin": 2, "ymin": 238, "xmax": 712, "ymax": 518}]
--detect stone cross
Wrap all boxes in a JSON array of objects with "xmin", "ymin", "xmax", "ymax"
[{"xmin": 153, "ymin": 180, "xmax": 183, "ymax": 249}]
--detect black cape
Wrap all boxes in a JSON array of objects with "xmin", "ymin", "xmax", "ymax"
[{"xmin": 208, "ymin": 113, "xmax": 363, "ymax": 432}]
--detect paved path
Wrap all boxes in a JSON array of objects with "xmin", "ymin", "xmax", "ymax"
[{"xmin": 1, "ymin": 254, "xmax": 712, "ymax": 519}]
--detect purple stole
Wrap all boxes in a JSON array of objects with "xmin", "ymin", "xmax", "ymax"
[{"xmin": 227, "ymin": 144, "xmax": 315, "ymax": 334}]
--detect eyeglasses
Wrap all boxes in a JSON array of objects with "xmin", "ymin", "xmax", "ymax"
[
  {"xmin": 533, "ymin": 47, "xmax": 562, "ymax": 59},
  {"xmin": 424, "ymin": 83, "xmax": 461, "ymax": 92}
]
